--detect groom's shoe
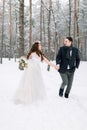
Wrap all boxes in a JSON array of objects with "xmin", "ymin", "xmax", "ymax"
[
  {"xmin": 59, "ymin": 88, "xmax": 64, "ymax": 97},
  {"xmin": 64, "ymin": 93, "xmax": 69, "ymax": 98}
]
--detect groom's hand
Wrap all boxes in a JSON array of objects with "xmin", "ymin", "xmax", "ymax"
[
  {"xmin": 55, "ymin": 65, "xmax": 60, "ymax": 70},
  {"xmin": 56, "ymin": 64, "xmax": 60, "ymax": 70}
]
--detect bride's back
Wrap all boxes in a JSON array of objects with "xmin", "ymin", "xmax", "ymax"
[{"xmin": 29, "ymin": 53, "xmax": 41, "ymax": 63}]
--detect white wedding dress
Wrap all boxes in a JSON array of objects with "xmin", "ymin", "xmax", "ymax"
[{"xmin": 14, "ymin": 53, "xmax": 47, "ymax": 104}]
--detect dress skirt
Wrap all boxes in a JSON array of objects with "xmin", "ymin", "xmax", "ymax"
[{"xmin": 14, "ymin": 59, "xmax": 47, "ymax": 104}]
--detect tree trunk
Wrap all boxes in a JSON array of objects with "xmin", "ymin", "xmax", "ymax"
[
  {"xmin": 19, "ymin": 0, "xmax": 24, "ymax": 57},
  {"xmin": 48, "ymin": 0, "xmax": 52, "ymax": 59},
  {"xmin": 85, "ymin": 35, "xmax": 87, "ymax": 60},
  {"xmin": 29, "ymin": 0, "xmax": 32, "ymax": 49},
  {"xmin": 74, "ymin": 0, "xmax": 76, "ymax": 45},
  {"xmin": 74, "ymin": 0, "xmax": 80, "ymax": 48},
  {"xmin": 40, "ymin": 0, "xmax": 43, "ymax": 42},
  {"xmin": 42, "ymin": 1, "xmax": 46, "ymax": 48},
  {"xmin": 51, "ymin": 5, "xmax": 59, "ymax": 60},
  {"xmin": 77, "ymin": 0, "xmax": 80, "ymax": 49},
  {"xmin": 9, "ymin": 0, "xmax": 13, "ymax": 60},
  {"xmin": 69, "ymin": 0, "xmax": 71, "ymax": 36},
  {"xmin": 0, "ymin": 0, "xmax": 5, "ymax": 63}
]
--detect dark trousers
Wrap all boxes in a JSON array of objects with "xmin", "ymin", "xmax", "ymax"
[{"xmin": 59, "ymin": 71, "xmax": 74, "ymax": 95}]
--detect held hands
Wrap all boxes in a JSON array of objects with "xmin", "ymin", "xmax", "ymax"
[{"xmin": 54, "ymin": 65, "xmax": 60, "ymax": 70}]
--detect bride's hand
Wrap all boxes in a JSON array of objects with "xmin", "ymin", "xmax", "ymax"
[{"xmin": 54, "ymin": 65, "xmax": 60, "ymax": 70}]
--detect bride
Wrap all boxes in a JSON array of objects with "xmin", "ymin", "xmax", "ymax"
[{"xmin": 14, "ymin": 41, "xmax": 58, "ymax": 104}]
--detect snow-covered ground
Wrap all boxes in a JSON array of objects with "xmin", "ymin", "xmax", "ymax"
[{"xmin": 0, "ymin": 59, "xmax": 87, "ymax": 130}]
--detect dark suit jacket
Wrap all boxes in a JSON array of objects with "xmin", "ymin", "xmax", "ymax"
[{"xmin": 56, "ymin": 46, "xmax": 80, "ymax": 73}]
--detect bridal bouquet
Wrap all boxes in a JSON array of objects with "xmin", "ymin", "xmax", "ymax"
[{"xmin": 18, "ymin": 56, "xmax": 28, "ymax": 70}]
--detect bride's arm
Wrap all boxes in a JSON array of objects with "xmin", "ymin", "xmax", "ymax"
[{"xmin": 43, "ymin": 56, "xmax": 59, "ymax": 70}]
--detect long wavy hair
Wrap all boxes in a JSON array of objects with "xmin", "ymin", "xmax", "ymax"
[{"xmin": 27, "ymin": 41, "xmax": 44, "ymax": 61}]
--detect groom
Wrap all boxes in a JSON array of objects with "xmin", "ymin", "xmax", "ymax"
[{"xmin": 56, "ymin": 37, "xmax": 80, "ymax": 98}]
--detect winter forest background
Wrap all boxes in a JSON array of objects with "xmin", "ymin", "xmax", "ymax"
[
  {"xmin": 0, "ymin": 1, "xmax": 87, "ymax": 129},
  {"xmin": 0, "ymin": 0, "xmax": 87, "ymax": 63}
]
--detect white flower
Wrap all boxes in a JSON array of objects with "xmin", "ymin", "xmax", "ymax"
[{"xmin": 18, "ymin": 56, "xmax": 28, "ymax": 70}]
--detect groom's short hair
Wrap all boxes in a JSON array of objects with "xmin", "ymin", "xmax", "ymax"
[{"xmin": 66, "ymin": 37, "xmax": 73, "ymax": 42}]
